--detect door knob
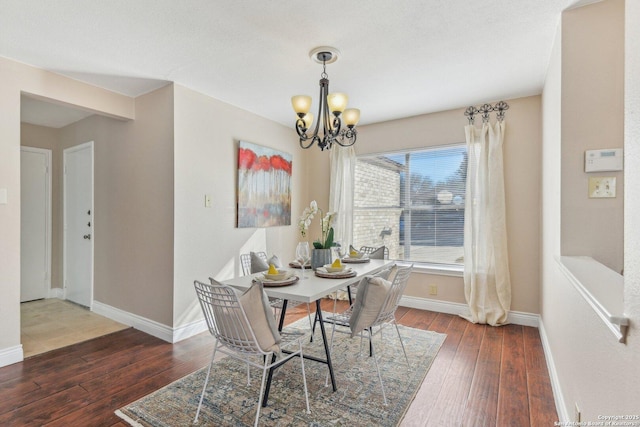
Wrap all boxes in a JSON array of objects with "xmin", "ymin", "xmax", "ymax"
[{"xmin": 83, "ymin": 234, "xmax": 91, "ymax": 240}]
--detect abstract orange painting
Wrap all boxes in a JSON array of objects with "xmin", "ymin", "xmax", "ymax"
[{"xmin": 237, "ymin": 141, "xmax": 292, "ymax": 227}]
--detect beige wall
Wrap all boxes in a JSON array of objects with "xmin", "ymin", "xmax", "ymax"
[
  {"xmin": 345, "ymin": 96, "xmax": 542, "ymax": 315},
  {"xmin": 541, "ymin": 0, "xmax": 640, "ymax": 420},
  {"xmin": 561, "ymin": 0, "xmax": 625, "ymax": 273},
  {"xmin": 57, "ymin": 86, "xmax": 175, "ymax": 325},
  {"xmin": 172, "ymin": 84, "xmax": 308, "ymax": 328},
  {"xmin": 19, "ymin": 86, "xmax": 175, "ymax": 326},
  {"xmin": 0, "ymin": 56, "xmax": 135, "ymax": 361}
]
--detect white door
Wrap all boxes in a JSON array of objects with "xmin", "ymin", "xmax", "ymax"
[
  {"xmin": 20, "ymin": 147, "xmax": 52, "ymax": 302},
  {"xmin": 64, "ymin": 141, "xmax": 94, "ymax": 308}
]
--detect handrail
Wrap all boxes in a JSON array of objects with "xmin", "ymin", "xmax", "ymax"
[{"xmin": 556, "ymin": 256, "xmax": 628, "ymax": 343}]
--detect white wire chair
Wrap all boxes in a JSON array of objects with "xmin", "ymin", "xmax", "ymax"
[
  {"xmin": 193, "ymin": 280, "xmax": 310, "ymax": 427},
  {"xmin": 345, "ymin": 246, "xmax": 390, "ymax": 303},
  {"xmin": 324, "ymin": 264, "xmax": 413, "ymax": 405},
  {"xmin": 359, "ymin": 245, "xmax": 389, "ymax": 260},
  {"xmin": 240, "ymin": 252, "xmax": 313, "ymax": 329}
]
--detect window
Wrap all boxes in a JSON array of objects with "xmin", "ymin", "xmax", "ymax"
[{"xmin": 353, "ymin": 144, "xmax": 467, "ymax": 267}]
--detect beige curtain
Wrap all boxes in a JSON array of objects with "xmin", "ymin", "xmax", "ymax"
[
  {"xmin": 329, "ymin": 145, "xmax": 356, "ymax": 248},
  {"xmin": 463, "ymin": 121, "xmax": 511, "ymax": 326},
  {"xmin": 328, "ymin": 145, "xmax": 356, "ymax": 301}
]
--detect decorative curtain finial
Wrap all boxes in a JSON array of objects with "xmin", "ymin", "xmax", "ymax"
[{"xmin": 464, "ymin": 101, "xmax": 509, "ymax": 124}]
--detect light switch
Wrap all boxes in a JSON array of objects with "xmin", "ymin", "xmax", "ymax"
[
  {"xmin": 589, "ymin": 177, "xmax": 616, "ymax": 198},
  {"xmin": 204, "ymin": 194, "xmax": 212, "ymax": 208},
  {"xmin": 0, "ymin": 188, "xmax": 7, "ymax": 204}
]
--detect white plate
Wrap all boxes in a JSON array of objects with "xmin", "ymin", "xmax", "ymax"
[
  {"xmin": 341, "ymin": 257, "xmax": 370, "ymax": 264},
  {"xmin": 314, "ymin": 267, "xmax": 357, "ymax": 279},
  {"xmin": 253, "ymin": 275, "xmax": 299, "ymax": 287}
]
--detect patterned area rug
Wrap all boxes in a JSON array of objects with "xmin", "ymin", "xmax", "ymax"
[{"xmin": 116, "ymin": 315, "xmax": 446, "ymax": 426}]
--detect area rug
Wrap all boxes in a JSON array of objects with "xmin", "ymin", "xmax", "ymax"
[{"xmin": 116, "ymin": 315, "xmax": 446, "ymax": 426}]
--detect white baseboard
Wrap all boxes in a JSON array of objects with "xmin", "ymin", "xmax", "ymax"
[
  {"xmin": 0, "ymin": 345, "xmax": 24, "ymax": 368},
  {"xmin": 48, "ymin": 287, "xmax": 64, "ymax": 299},
  {"xmin": 399, "ymin": 295, "xmax": 540, "ymax": 327},
  {"xmin": 172, "ymin": 319, "xmax": 208, "ymax": 343},
  {"xmin": 91, "ymin": 300, "xmax": 207, "ymax": 343},
  {"xmin": 538, "ymin": 318, "xmax": 569, "ymax": 423}
]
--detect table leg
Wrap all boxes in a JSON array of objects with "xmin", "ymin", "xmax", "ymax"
[
  {"xmin": 277, "ymin": 299, "xmax": 288, "ymax": 331},
  {"xmin": 315, "ymin": 299, "xmax": 337, "ymax": 391},
  {"xmin": 262, "ymin": 298, "xmax": 337, "ymax": 408}
]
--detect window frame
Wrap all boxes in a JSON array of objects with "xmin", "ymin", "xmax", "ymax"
[{"xmin": 353, "ymin": 143, "xmax": 467, "ymax": 275}]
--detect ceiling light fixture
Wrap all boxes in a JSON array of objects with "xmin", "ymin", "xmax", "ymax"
[{"xmin": 291, "ymin": 47, "xmax": 360, "ymax": 151}]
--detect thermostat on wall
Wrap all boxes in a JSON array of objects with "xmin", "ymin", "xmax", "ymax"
[{"xmin": 585, "ymin": 148, "xmax": 623, "ymax": 172}]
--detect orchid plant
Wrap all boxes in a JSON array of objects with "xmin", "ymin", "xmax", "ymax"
[{"xmin": 298, "ymin": 200, "xmax": 335, "ymax": 249}]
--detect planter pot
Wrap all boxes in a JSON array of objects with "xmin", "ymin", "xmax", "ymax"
[{"xmin": 311, "ymin": 248, "xmax": 332, "ymax": 271}]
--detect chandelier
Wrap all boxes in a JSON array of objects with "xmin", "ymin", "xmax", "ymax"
[{"xmin": 291, "ymin": 47, "xmax": 360, "ymax": 151}]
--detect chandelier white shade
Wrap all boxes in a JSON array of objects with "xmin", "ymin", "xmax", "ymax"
[{"xmin": 292, "ymin": 47, "xmax": 360, "ymax": 150}]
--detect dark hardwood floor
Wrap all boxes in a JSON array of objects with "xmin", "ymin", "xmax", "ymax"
[{"xmin": 0, "ymin": 301, "xmax": 558, "ymax": 426}]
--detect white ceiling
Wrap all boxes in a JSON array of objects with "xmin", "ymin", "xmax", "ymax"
[{"xmin": 2, "ymin": 0, "xmax": 586, "ymax": 129}]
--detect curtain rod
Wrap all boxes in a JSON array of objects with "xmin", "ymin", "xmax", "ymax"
[{"xmin": 464, "ymin": 101, "xmax": 509, "ymax": 125}]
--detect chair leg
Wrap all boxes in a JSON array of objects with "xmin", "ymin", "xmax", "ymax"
[
  {"xmin": 254, "ymin": 359, "xmax": 270, "ymax": 427},
  {"xmin": 393, "ymin": 321, "xmax": 410, "ymax": 370},
  {"xmin": 194, "ymin": 343, "xmax": 219, "ymax": 423},
  {"xmin": 299, "ymin": 341, "xmax": 311, "ymax": 414},
  {"xmin": 369, "ymin": 336, "xmax": 388, "ymax": 406}
]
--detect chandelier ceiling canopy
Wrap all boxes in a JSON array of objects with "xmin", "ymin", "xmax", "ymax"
[{"xmin": 291, "ymin": 47, "xmax": 360, "ymax": 151}]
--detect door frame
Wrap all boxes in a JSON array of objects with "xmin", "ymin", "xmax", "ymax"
[
  {"xmin": 63, "ymin": 141, "xmax": 95, "ymax": 308},
  {"xmin": 20, "ymin": 146, "xmax": 52, "ymax": 301}
]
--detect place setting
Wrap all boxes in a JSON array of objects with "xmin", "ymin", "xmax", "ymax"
[
  {"xmin": 314, "ymin": 258, "xmax": 357, "ymax": 279},
  {"xmin": 340, "ymin": 247, "xmax": 371, "ymax": 264},
  {"xmin": 288, "ymin": 260, "xmax": 311, "ymax": 269},
  {"xmin": 253, "ymin": 265, "xmax": 300, "ymax": 287}
]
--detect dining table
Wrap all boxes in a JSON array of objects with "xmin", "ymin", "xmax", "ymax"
[{"xmin": 223, "ymin": 258, "xmax": 395, "ymax": 406}]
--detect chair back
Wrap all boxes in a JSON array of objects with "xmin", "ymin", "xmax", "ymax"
[
  {"xmin": 360, "ymin": 245, "xmax": 389, "ymax": 260},
  {"xmin": 373, "ymin": 264, "xmax": 413, "ymax": 326},
  {"xmin": 240, "ymin": 251, "xmax": 268, "ymax": 276},
  {"xmin": 194, "ymin": 280, "xmax": 263, "ymax": 355}
]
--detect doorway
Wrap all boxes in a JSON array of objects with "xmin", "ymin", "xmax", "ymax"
[{"xmin": 63, "ymin": 141, "xmax": 94, "ymax": 308}]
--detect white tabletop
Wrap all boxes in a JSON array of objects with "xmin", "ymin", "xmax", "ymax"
[{"xmin": 223, "ymin": 259, "xmax": 395, "ymax": 303}]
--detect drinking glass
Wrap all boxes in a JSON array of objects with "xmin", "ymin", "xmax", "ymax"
[{"xmin": 296, "ymin": 242, "xmax": 311, "ymax": 279}]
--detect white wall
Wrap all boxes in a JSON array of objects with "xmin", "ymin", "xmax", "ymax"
[
  {"xmin": 625, "ymin": 0, "xmax": 640, "ymax": 327},
  {"xmin": 540, "ymin": 0, "xmax": 640, "ymax": 420}
]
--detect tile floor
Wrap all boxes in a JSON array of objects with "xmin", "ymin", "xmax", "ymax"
[{"xmin": 20, "ymin": 298, "xmax": 129, "ymax": 358}]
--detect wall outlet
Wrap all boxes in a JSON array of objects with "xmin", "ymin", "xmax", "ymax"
[
  {"xmin": 429, "ymin": 285, "xmax": 438, "ymax": 296},
  {"xmin": 574, "ymin": 402, "xmax": 581, "ymax": 422}
]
